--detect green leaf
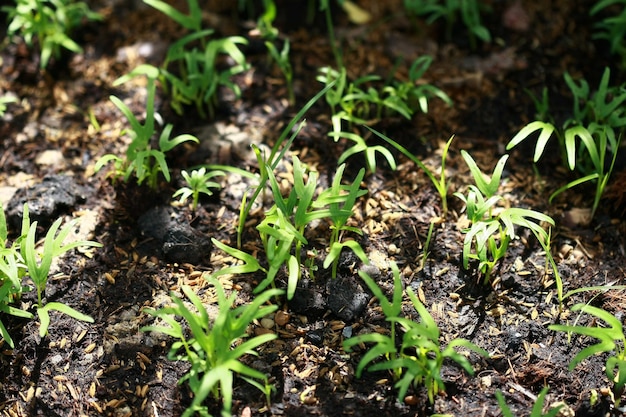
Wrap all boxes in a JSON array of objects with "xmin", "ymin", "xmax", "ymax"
[
  {"xmin": 507, "ymin": 121, "xmax": 557, "ymax": 163},
  {"xmin": 461, "ymin": 150, "xmax": 508, "ymax": 197}
]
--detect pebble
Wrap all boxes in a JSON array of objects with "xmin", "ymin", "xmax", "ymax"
[
  {"xmin": 261, "ymin": 318, "xmax": 275, "ymax": 329},
  {"xmin": 275, "ymin": 310, "xmax": 290, "ymax": 326}
]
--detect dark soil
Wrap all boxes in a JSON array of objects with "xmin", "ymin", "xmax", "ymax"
[{"xmin": 1, "ymin": 1, "xmax": 626, "ymax": 416}]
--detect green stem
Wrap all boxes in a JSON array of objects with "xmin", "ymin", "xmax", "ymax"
[{"xmin": 324, "ymin": 3, "xmax": 343, "ymax": 69}]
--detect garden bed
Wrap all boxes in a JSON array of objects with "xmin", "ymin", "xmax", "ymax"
[{"xmin": 1, "ymin": 1, "xmax": 626, "ymax": 416}]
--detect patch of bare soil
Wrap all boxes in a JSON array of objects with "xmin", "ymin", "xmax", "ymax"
[{"xmin": 1, "ymin": 1, "xmax": 626, "ymax": 416}]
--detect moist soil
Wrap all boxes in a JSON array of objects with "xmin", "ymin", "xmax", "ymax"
[{"xmin": 1, "ymin": 1, "xmax": 626, "ymax": 416}]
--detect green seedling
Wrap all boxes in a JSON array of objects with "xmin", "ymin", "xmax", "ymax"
[
  {"xmin": 143, "ymin": 0, "xmax": 249, "ymax": 118},
  {"xmin": 173, "ymin": 167, "xmax": 225, "ymax": 212},
  {"xmin": 94, "ymin": 65, "xmax": 199, "ymax": 189},
  {"xmin": 210, "ymin": 238, "xmax": 264, "ymax": 279},
  {"xmin": 3, "ymin": 0, "xmax": 101, "ymax": 68},
  {"xmin": 0, "ymin": 203, "xmax": 100, "ymax": 348},
  {"xmin": 319, "ymin": 0, "xmax": 343, "ymax": 69},
  {"xmin": 455, "ymin": 151, "xmax": 554, "ymax": 284},
  {"xmin": 383, "ymin": 56, "xmax": 453, "ymax": 114},
  {"xmin": 266, "ymin": 39, "xmax": 294, "ymax": 104},
  {"xmin": 507, "ymin": 67, "xmax": 625, "ymax": 219},
  {"xmin": 317, "ymin": 58, "xmax": 449, "ymax": 174},
  {"xmin": 20, "ymin": 205, "xmax": 101, "ymax": 339},
  {"xmin": 161, "ymin": 33, "xmax": 249, "ymax": 118},
  {"xmin": 496, "ymin": 386, "xmax": 563, "ymax": 417},
  {"xmin": 236, "ymin": 82, "xmax": 335, "ymax": 249},
  {"xmin": 257, "ymin": 0, "xmax": 279, "ymax": 40},
  {"xmin": 344, "ymin": 262, "xmax": 488, "ymax": 403},
  {"xmin": 0, "ymin": 94, "xmax": 18, "ymax": 118},
  {"xmin": 255, "ymin": 156, "xmax": 368, "ymax": 297},
  {"xmin": 143, "ymin": 0, "xmax": 201, "ymax": 32},
  {"xmin": 549, "ymin": 303, "xmax": 626, "ymax": 407},
  {"xmin": 0, "ymin": 204, "xmax": 30, "ymax": 349},
  {"xmin": 367, "ymin": 127, "xmax": 454, "ymax": 217},
  {"xmin": 591, "ymin": 0, "xmax": 626, "ymax": 68},
  {"xmin": 215, "ymin": 155, "xmax": 367, "ymax": 298},
  {"xmin": 403, "ymin": 0, "xmax": 491, "ymax": 48},
  {"xmin": 142, "ymin": 277, "xmax": 282, "ymax": 417},
  {"xmin": 314, "ymin": 163, "xmax": 368, "ymax": 277}
]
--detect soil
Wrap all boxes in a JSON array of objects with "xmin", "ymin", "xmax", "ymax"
[{"xmin": 1, "ymin": 1, "xmax": 626, "ymax": 416}]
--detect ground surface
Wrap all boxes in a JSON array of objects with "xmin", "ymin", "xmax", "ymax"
[{"xmin": 1, "ymin": 1, "xmax": 626, "ymax": 416}]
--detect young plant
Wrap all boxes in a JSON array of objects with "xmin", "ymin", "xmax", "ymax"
[
  {"xmin": 3, "ymin": 0, "xmax": 101, "ymax": 68},
  {"xmin": 20, "ymin": 205, "xmax": 100, "ymax": 338},
  {"xmin": 0, "ymin": 94, "xmax": 18, "ymax": 118},
  {"xmin": 317, "ymin": 58, "xmax": 450, "ymax": 174},
  {"xmin": 236, "ymin": 82, "xmax": 336, "ymax": 249},
  {"xmin": 344, "ymin": 262, "xmax": 488, "ymax": 403},
  {"xmin": 314, "ymin": 163, "xmax": 368, "ymax": 278},
  {"xmin": 173, "ymin": 167, "xmax": 225, "ymax": 212},
  {"xmin": 549, "ymin": 304, "xmax": 626, "ymax": 407},
  {"xmin": 0, "ymin": 205, "xmax": 31, "ymax": 349},
  {"xmin": 454, "ymin": 151, "xmax": 554, "ymax": 284},
  {"xmin": 507, "ymin": 67, "xmax": 625, "ymax": 219},
  {"xmin": 496, "ymin": 386, "xmax": 563, "ymax": 417},
  {"xmin": 144, "ymin": 0, "xmax": 249, "ymax": 118},
  {"xmin": 403, "ymin": 0, "xmax": 491, "ymax": 48},
  {"xmin": 266, "ymin": 39, "xmax": 294, "ymax": 104},
  {"xmin": 383, "ymin": 56, "xmax": 453, "ymax": 115},
  {"xmin": 142, "ymin": 277, "xmax": 282, "ymax": 417},
  {"xmin": 94, "ymin": 65, "xmax": 199, "ymax": 189},
  {"xmin": 591, "ymin": 0, "xmax": 626, "ymax": 68},
  {"xmin": 160, "ymin": 33, "xmax": 250, "ymax": 118},
  {"xmin": 255, "ymin": 156, "xmax": 368, "ymax": 297},
  {"xmin": 0, "ymin": 203, "xmax": 101, "ymax": 349}
]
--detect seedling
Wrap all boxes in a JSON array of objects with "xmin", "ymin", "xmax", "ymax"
[
  {"xmin": 266, "ymin": 39, "xmax": 294, "ymax": 104},
  {"xmin": 549, "ymin": 304, "xmax": 626, "ymax": 407},
  {"xmin": 254, "ymin": 155, "xmax": 368, "ymax": 297},
  {"xmin": 344, "ymin": 262, "xmax": 488, "ymax": 403},
  {"xmin": 143, "ymin": 0, "xmax": 201, "ymax": 32},
  {"xmin": 21, "ymin": 205, "xmax": 100, "ymax": 338},
  {"xmin": 314, "ymin": 163, "xmax": 368, "ymax": 277},
  {"xmin": 455, "ymin": 151, "xmax": 554, "ymax": 284},
  {"xmin": 384, "ymin": 56, "xmax": 453, "ymax": 114},
  {"xmin": 0, "ymin": 94, "xmax": 18, "ymax": 118},
  {"xmin": 507, "ymin": 67, "xmax": 625, "ymax": 218},
  {"xmin": 0, "ymin": 203, "xmax": 101, "ymax": 348},
  {"xmin": 236, "ymin": 82, "xmax": 336, "ymax": 249},
  {"xmin": 142, "ymin": 277, "xmax": 282, "ymax": 417},
  {"xmin": 94, "ymin": 65, "xmax": 199, "ymax": 189},
  {"xmin": 160, "ymin": 33, "xmax": 249, "ymax": 118},
  {"xmin": 3, "ymin": 0, "xmax": 101, "ymax": 68},
  {"xmin": 591, "ymin": 0, "xmax": 626, "ymax": 68},
  {"xmin": 403, "ymin": 0, "xmax": 491, "ymax": 48},
  {"xmin": 317, "ymin": 57, "xmax": 450, "ymax": 174},
  {"xmin": 144, "ymin": 0, "xmax": 249, "ymax": 118},
  {"xmin": 173, "ymin": 167, "xmax": 225, "ymax": 212}
]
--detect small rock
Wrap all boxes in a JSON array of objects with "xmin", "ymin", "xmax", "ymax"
[
  {"xmin": 327, "ymin": 275, "xmax": 370, "ymax": 322},
  {"xmin": 6, "ymin": 175, "xmax": 86, "ymax": 229},
  {"xmin": 275, "ymin": 310, "xmax": 290, "ymax": 326},
  {"xmin": 261, "ymin": 317, "xmax": 275, "ymax": 329},
  {"xmin": 35, "ymin": 149, "xmax": 67, "ymax": 168},
  {"xmin": 137, "ymin": 205, "xmax": 212, "ymax": 265}
]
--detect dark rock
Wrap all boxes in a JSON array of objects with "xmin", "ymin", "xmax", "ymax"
[
  {"xmin": 137, "ymin": 205, "xmax": 212, "ymax": 265},
  {"xmin": 327, "ymin": 274, "xmax": 370, "ymax": 322},
  {"xmin": 305, "ymin": 328, "xmax": 324, "ymax": 346},
  {"xmin": 6, "ymin": 175, "xmax": 86, "ymax": 230},
  {"xmin": 288, "ymin": 277, "xmax": 327, "ymax": 319}
]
